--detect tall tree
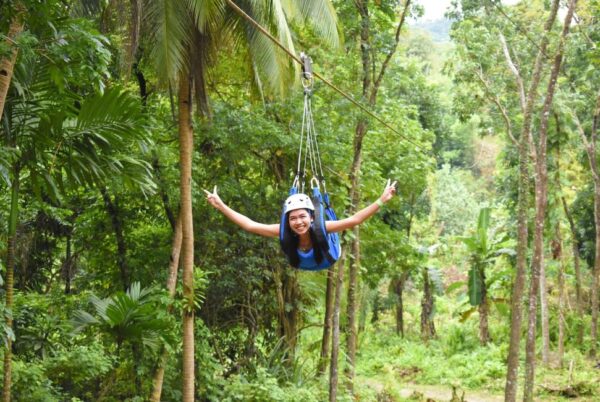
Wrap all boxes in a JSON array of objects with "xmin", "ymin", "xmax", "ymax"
[
  {"xmin": 343, "ymin": 0, "xmax": 411, "ymax": 393},
  {"xmin": 522, "ymin": 2, "xmax": 577, "ymax": 399},
  {"xmin": 140, "ymin": 1, "xmax": 339, "ymax": 398},
  {"xmin": 496, "ymin": 2, "xmax": 560, "ymax": 400},
  {"xmin": 572, "ymin": 91, "xmax": 600, "ymax": 357},
  {"xmin": 0, "ymin": 2, "xmax": 25, "ymax": 123}
]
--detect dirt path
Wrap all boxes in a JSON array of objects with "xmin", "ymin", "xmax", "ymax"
[{"xmin": 397, "ymin": 384, "xmax": 503, "ymax": 401}]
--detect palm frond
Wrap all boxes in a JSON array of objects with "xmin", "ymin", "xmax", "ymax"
[
  {"xmin": 146, "ymin": 0, "xmax": 192, "ymax": 83},
  {"xmin": 283, "ymin": 0, "xmax": 340, "ymax": 48},
  {"xmin": 187, "ymin": 0, "xmax": 225, "ymax": 33}
]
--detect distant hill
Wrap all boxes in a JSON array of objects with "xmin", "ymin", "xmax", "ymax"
[{"xmin": 411, "ymin": 18, "xmax": 452, "ymax": 43}]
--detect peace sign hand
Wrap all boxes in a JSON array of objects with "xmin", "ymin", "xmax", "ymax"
[
  {"xmin": 380, "ymin": 179, "xmax": 397, "ymax": 204},
  {"xmin": 203, "ymin": 185, "xmax": 224, "ymax": 210}
]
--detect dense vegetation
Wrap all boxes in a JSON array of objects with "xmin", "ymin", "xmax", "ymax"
[{"xmin": 1, "ymin": 0, "xmax": 599, "ymax": 401}]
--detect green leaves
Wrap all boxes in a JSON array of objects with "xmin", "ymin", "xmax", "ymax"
[
  {"xmin": 468, "ymin": 267, "xmax": 483, "ymax": 306},
  {"xmin": 72, "ymin": 282, "xmax": 170, "ymax": 353}
]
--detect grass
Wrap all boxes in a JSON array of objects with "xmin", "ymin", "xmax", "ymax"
[{"xmin": 297, "ymin": 289, "xmax": 600, "ymax": 401}]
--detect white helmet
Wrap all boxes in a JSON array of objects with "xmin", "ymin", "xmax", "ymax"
[{"xmin": 283, "ymin": 193, "xmax": 314, "ymax": 214}]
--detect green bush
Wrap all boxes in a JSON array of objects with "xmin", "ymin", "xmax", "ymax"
[
  {"xmin": 10, "ymin": 359, "xmax": 62, "ymax": 402},
  {"xmin": 44, "ymin": 343, "xmax": 113, "ymax": 399}
]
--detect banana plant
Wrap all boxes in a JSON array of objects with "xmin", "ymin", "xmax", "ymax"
[{"xmin": 457, "ymin": 207, "xmax": 514, "ymax": 345}]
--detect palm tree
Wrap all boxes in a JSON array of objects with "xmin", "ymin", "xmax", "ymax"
[
  {"xmin": 1, "ymin": 23, "xmax": 154, "ymax": 396},
  {"xmin": 0, "ymin": 1, "xmax": 26, "ymax": 123},
  {"xmin": 138, "ymin": 1, "xmax": 340, "ymax": 399}
]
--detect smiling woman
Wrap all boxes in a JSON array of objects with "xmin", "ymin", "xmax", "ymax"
[{"xmin": 204, "ymin": 180, "xmax": 397, "ymax": 270}]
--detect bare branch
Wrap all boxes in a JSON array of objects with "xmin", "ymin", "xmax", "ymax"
[
  {"xmin": 499, "ymin": 33, "xmax": 526, "ymax": 111},
  {"xmin": 370, "ymin": 0, "xmax": 412, "ymax": 104},
  {"xmin": 475, "ymin": 68, "xmax": 517, "ymax": 146}
]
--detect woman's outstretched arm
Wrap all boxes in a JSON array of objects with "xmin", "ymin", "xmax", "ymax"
[
  {"xmin": 326, "ymin": 179, "xmax": 397, "ymax": 233},
  {"xmin": 204, "ymin": 186, "xmax": 279, "ymax": 238}
]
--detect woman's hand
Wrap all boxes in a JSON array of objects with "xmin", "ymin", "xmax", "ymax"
[
  {"xmin": 380, "ymin": 179, "xmax": 397, "ymax": 204},
  {"xmin": 204, "ymin": 185, "xmax": 224, "ymax": 210}
]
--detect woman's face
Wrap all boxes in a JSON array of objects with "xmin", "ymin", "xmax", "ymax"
[{"xmin": 288, "ymin": 209, "xmax": 312, "ymax": 236}]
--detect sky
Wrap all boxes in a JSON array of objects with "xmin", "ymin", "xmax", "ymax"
[{"xmin": 419, "ymin": 0, "xmax": 521, "ymax": 21}]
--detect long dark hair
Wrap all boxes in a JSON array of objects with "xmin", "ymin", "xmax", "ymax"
[{"xmin": 280, "ymin": 210, "xmax": 324, "ymax": 268}]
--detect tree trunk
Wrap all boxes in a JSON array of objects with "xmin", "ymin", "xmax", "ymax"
[
  {"xmin": 152, "ymin": 153, "xmax": 176, "ymax": 230},
  {"xmin": 0, "ymin": 2, "xmax": 25, "ymax": 122},
  {"xmin": 393, "ymin": 273, "xmax": 408, "ymax": 337},
  {"xmin": 523, "ymin": 3, "xmax": 575, "ymax": 399},
  {"xmin": 479, "ymin": 269, "xmax": 490, "ymax": 345},
  {"xmin": 100, "ymin": 187, "xmax": 130, "ymax": 290},
  {"xmin": 3, "ymin": 163, "xmax": 19, "ymax": 402},
  {"xmin": 150, "ymin": 214, "xmax": 182, "ymax": 402},
  {"xmin": 552, "ymin": 226, "xmax": 565, "ymax": 367},
  {"xmin": 178, "ymin": 75, "xmax": 195, "ymax": 402},
  {"xmin": 420, "ymin": 268, "xmax": 436, "ymax": 340},
  {"xmin": 273, "ymin": 266, "xmax": 300, "ymax": 361},
  {"xmin": 343, "ymin": 0, "xmax": 411, "ymax": 392},
  {"xmin": 345, "ymin": 226, "xmax": 361, "ymax": 393},
  {"xmin": 318, "ymin": 265, "xmax": 337, "ymax": 376},
  {"xmin": 561, "ymin": 197, "xmax": 584, "ymax": 344},
  {"xmin": 592, "ymin": 182, "xmax": 600, "ymax": 358},
  {"xmin": 283, "ymin": 268, "xmax": 300, "ymax": 357},
  {"xmin": 503, "ymin": 2, "xmax": 561, "ymax": 400},
  {"xmin": 64, "ymin": 234, "xmax": 72, "ymax": 294},
  {"xmin": 576, "ymin": 90, "xmax": 600, "ymax": 356},
  {"xmin": 539, "ymin": 241, "xmax": 551, "ymax": 365},
  {"xmin": 329, "ymin": 249, "xmax": 345, "ymax": 402}
]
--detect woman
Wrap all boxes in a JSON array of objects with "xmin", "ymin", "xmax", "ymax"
[{"xmin": 204, "ymin": 179, "xmax": 397, "ymax": 268}]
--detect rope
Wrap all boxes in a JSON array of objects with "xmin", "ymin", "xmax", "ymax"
[{"xmin": 224, "ymin": 0, "xmax": 424, "ymax": 151}]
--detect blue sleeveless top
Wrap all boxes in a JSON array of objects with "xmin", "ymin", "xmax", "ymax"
[{"xmin": 297, "ymin": 248, "xmax": 333, "ymax": 271}]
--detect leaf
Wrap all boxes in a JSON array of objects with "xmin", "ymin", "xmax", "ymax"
[
  {"xmin": 459, "ymin": 306, "xmax": 477, "ymax": 323},
  {"xmin": 445, "ymin": 281, "xmax": 466, "ymax": 294},
  {"xmin": 468, "ymin": 266, "xmax": 483, "ymax": 306}
]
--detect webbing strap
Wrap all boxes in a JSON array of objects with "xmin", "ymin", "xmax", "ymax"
[{"xmin": 296, "ymin": 86, "xmax": 326, "ymax": 192}]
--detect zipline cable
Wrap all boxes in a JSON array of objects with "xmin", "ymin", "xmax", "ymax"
[{"xmin": 224, "ymin": 0, "xmax": 424, "ymax": 151}]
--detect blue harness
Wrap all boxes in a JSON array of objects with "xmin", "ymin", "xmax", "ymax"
[{"xmin": 279, "ymin": 186, "xmax": 341, "ymax": 271}]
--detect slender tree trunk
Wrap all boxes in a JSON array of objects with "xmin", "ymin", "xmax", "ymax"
[
  {"xmin": 523, "ymin": 3, "xmax": 576, "ymax": 399},
  {"xmin": 0, "ymin": 2, "xmax": 25, "ymax": 122},
  {"xmin": 540, "ymin": 235, "xmax": 551, "ymax": 365},
  {"xmin": 329, "ymin": 250, "xmax": 345, "ymax": 402},
  {"xmin": 345, "ymin": 192, "xmax": 362, "ymax": 395},
  {"xmin": 152, "ymin": 153, "xmax": 176, "ymax": 230},
  {"xmin": 393, "ymin": 273, "xmax": 407, "ymax": 337},
  {"xmin": 3, "ymin": 163, "xmax": 19, "ymax": 402},
  {"xmin": 420, "ymin": 268, "xmax": 436, "ymax": 340},
  {"xmin": 557, "ymin": 110, "xmax": 585, "ymax": 345},
  {"xmin": 100, "ymin": 187, "xmax": 130, "ymax": 290},
  {"xmin": 318, "ymin": 265, "xmax": 336, "ymax": 375},
  {"xmin": 479, "ymin": 269, "xmax": 490, "ymax": 345},
  {"xmin": 64, "ymin": 234, "xmax": 72, "ymax": 294},
  {"xmin": 503, "ymin": 2, "xmax": 560, "ymax": 399},
  {"xmin": 344, "ymin": 1, "xmax": 411, "ymax": 392},
  {"xmin": 575, "ymin": 90, "xmax": 600, "ymax": 356},
  {"xmin": 283, "ymin": 268, "xmax": 299, "ymax": 357},
  {"xmin": 552, "ymin": 226, "xmax": 565, "ymax": 368},
  {"xmin": 345, "ymin": 117, "xmax": 367, "ymax": 392},
  {"xmin": 273, "ymin": 266, "xmax": 300, "ymax": 361},
  {"xmin": 150, "ymin": 214, "xmax": 182, "ymax": 402},
  {"xmin": 178, "ymin": 75, "xmax": 195, "ymax": 402},
  {"xmin": 591, "ymin": 181, "xmax": 600, "ymax": 357}
]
